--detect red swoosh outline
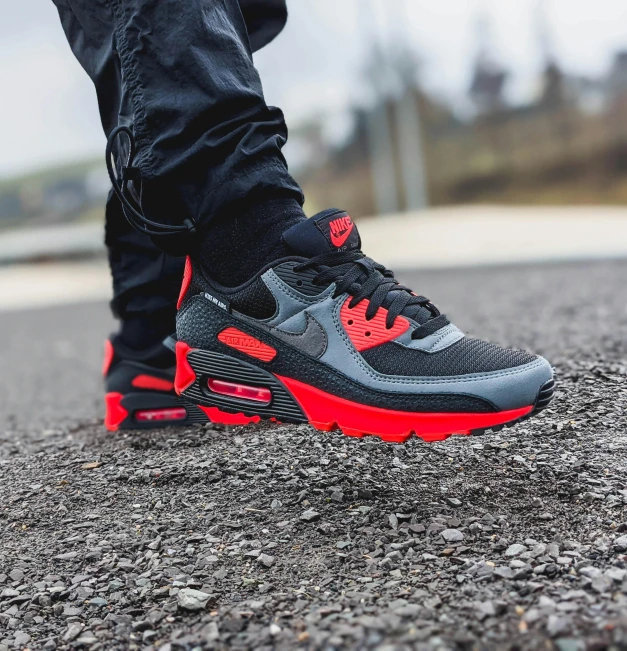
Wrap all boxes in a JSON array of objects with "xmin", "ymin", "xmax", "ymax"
[{"xmin": 330, "ymin": 222, "xmax": 354, "ymax": 247}]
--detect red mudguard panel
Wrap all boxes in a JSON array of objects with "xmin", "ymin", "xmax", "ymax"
[{"xmin": 217, "ymin": 327, "xmax": 277, "ymax": 362}]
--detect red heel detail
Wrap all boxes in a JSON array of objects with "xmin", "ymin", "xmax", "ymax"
[{"xmin": 174, "ymin": 342, "xmax": 196, "ymax": 394}]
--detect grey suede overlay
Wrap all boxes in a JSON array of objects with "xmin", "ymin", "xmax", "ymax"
[
  {"xmin": 395, "ymin": 323, "xmax": 465, "ymax": 352},
  {"xmin": 261, "ymin": 269, "xmax": 335, "ymax": 326}
]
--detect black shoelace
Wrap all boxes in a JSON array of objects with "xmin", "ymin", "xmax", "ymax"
[{"xmin": 294, "ymin": 251, "xmax": 449, "ymax": 340}]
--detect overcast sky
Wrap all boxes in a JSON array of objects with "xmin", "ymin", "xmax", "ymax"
[{"xmin": 1, "ymin": 0, "xmax": 627, "ymax": 179}]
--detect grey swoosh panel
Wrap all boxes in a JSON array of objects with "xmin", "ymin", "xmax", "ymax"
[
  {"xmin": 261, "ymin": 269, "xmax": 335, "ymax": 326},
  {"xmin": 243, "ymin": 312, "xmax": 328, "ymax": 359}
]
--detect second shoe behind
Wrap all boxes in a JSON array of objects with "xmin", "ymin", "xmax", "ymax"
[{"xmin": 103, "ymin": 334, "xmax": 256, "ymax": 430}]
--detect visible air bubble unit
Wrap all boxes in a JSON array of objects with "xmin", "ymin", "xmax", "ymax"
[
  {"xmin": 207, "ymin": 379, "xmax": 272, "ymax": 405},
  {"xmin": 134, "ymin": 407, "xmax": 188, "ymax": 422},
  {"xmin": 176, "ymin": 345, "xmax": 306, "ymax": 423}
]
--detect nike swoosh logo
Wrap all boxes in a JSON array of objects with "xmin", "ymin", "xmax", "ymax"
[
  {"xmin": 330, "ymin": 223, "xmax": 354, "ymax": 247},
  {"xmin": 239, "ymin": 312, "xmax": 328, "ymax": 359}
]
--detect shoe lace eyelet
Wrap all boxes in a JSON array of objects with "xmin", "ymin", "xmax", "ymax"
[{"xmin": 364, "ymin": 331, "xmax": 371, "ymax": 337}]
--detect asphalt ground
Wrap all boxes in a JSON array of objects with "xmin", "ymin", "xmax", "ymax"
[{"xmin": 1, "ymin": 259, "xmax": 626, "ymax": 650}]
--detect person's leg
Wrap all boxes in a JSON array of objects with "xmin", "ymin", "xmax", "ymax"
[
  {"xmin": 52, "ymin": 0, "xmax": 183, "ymax": 347},
  {"xmin": 53, "ymin": 0, "xmax": 305, "ymax": 289},
  {"xmin": 106, "ymin": 192, "xmax": 183, "ymax": 348},
  {"xmin": 51, "ymin": 0, "xmax": 306, "ymax": 428}
]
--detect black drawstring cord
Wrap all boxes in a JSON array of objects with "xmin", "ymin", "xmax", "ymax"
[{"xmin": 106, "ymin": 125, "xmax": 196, "ymax": 237}]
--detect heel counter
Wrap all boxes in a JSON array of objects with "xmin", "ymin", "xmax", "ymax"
[
  {"xmin": 176, "ymin": 256, "xmax": 209, "ymax": 313},
  {"xmin": 175, "ymin": 260, "xmax": 231, "ymax": 349},
  {"xmin": 105, "ymin": 359, "xmax": 175, "ymax": 395}
]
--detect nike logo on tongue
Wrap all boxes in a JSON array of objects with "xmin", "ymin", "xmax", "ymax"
[
  {"xmin": 329, "ymin": 215, "xmax": 354, "ymax": 248},
  {"xmin": 282, "ymin": 208, "xmax": 361, "ymax": 257}
]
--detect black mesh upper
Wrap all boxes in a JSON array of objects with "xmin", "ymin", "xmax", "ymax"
[
  {"xmin": 228, "ymin": 278, "xmax": 277, "ymax": 319},
  {"xmin": 361, "ymin": 338, "xmax": 536, "ymax": 377}
]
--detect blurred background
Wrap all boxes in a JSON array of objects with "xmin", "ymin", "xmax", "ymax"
[{"xmin": 2, "ymin": 0, "xmax": 627, "ymax": 307}]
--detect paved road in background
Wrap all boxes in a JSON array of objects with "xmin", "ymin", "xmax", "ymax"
[{"xmin": 1, "ymin": 259, "xmax": 626, "ymax": 650}]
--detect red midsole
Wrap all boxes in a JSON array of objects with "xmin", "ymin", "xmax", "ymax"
[
  {"xmin": 276, "ymin": 374, "xmax": 533, "ymax": 435},
  {"xmin": 176, "ymin": 343, "xmax": 533, "ymax": 435}
]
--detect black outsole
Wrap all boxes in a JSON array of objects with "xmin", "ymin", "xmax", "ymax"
[{"xmin": 468, "ymin": 377, "xmax": 555, "ymax": 437}]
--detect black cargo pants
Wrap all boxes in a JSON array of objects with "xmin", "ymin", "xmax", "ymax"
[{"xmin": 51, "ymin": 0, "xmax": 302, "ymax": 320}]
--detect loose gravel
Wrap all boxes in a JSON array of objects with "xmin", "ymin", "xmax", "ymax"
[{"xmin": 1, "ymin": 259, "xmax": 627, "ymax": 650}]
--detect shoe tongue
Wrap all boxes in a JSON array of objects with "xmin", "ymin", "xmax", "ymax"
[
  {"xmin": 283, "ymin": 209, "xmax": 433, "ymax": 325},
  {"xmin": 282, "ymin": 209, "xmax": 361, "ymax": 257}
]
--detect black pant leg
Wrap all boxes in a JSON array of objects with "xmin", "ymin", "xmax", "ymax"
[
  {"xmin": 106, "ymin": 191, "xmax": 185, "ymax": 320},
  {"xmin": 53, "ymin": 0, "xmax": 302, "ymax": 245},
  {"xmin": 52, "ymin": 0, "xmax": 184, "ymax": 322},
  {"xmin": 53, "ymin": 0, "xmax": 298, "ymax": 321}
]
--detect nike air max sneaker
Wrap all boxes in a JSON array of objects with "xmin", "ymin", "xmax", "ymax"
[
  {"xmin": 174, "ymin": 209, "xmax": 555, "ymax": 443},
  {"xmin": 102, "ymin": 334, "xmax": 211, "ymax": 430}
]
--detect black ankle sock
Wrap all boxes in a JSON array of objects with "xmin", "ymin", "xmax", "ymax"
[
  {"xmin": 198, "ymin": 196, "xmax": 306, "ymax": 286},
  {"xmin": 120, "ymin": 306, "xmax": 177, "ymax": 351}
]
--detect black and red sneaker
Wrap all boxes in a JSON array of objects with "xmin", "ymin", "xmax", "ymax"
[
  {"xmin": 103, "ymin": 335, "xmax": 258, "ymax": 431},
  {"xmin": 173, "ymin": 209, "xmax": 555, "ymax": 443},
  {"xmin": 102, "ymin": 334, "xmax": 206, "ymax": 431}
]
